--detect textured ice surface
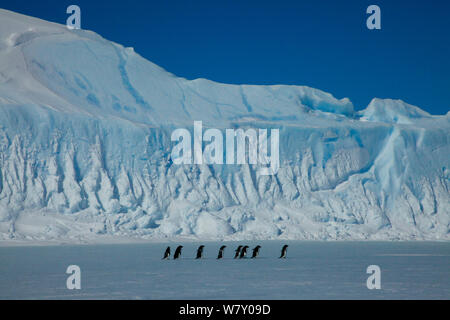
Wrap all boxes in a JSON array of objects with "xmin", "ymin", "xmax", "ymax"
[
  {"xmin": 0, "ymin": 241, "xmax": 449, "ymax": 299},
  {"xmin": 0, "ymin": 9, "xmax": 449, "ymax": 242}
]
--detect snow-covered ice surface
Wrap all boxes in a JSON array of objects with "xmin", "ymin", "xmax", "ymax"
[
  {"xmin": 0, "ymin": 241, "xmax": 449, "ymax": 299},
  {"xmin": 0, "ymin": 9, "xmax": 449, "ymax": 243}
]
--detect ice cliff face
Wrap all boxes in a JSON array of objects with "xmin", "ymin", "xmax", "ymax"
[{"xmin": 0, "ymin": 9, "xmax": 449, "ymax": 242}]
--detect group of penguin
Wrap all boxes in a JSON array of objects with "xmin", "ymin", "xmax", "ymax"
[{"xmin": 162, "ymin": 244, "xmax": 288, "ymax": 260}]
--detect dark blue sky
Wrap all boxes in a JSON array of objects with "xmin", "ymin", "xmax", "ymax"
[{"xmin": 3, "ymin": 0, "xmax": 450, "ymax": 114}]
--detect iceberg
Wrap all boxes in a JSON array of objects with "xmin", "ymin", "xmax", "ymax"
[{"xmin": 0, "ymin": 9, "xmax": 449, "ymax": 242}]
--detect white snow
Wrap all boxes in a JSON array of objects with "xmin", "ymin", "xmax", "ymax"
[
  {"xmin": 0, "ymin": 241, "xmax": 449, "ymax": 299},
  {"xmin": 0, "ymin": 9, "xmax": 449, "ymax": 243}
]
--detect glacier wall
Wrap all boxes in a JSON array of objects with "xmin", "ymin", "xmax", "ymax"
[{"xmin": 0, "ymin": 9, "xmax": 449, "ymax": 241}]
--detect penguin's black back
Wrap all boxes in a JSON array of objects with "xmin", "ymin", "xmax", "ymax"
[
  {"xmin": 239, "ymin": 246, "xmax": 249, "ymax": 258},
  {"xmin": 162, "ymin": 246, "xmax": 171, "ymax": 259},
  {"xmin": 251, "ymin": 245, "xmax": 261, "ymax": 258},
  {"xmin": 174, "ymin": 245, "xmax": 183, "ymax": 259},
  {"xmin": 279, "ymin": 245, "xmax": 288, "ymax": 258},
  {"xmin": 234, "ymin": 245, "xmax": 243, "ymax": 259},
  {"xmin": 196, "ymin": 245, "xmax": 205, "ymax": 259},
  {"xmin": 217, "ymin": 245, "xmax": 226, "ymax": 259}
]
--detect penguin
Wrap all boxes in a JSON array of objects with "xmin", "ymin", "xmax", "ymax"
[
  {"xmin": 162, "ymin": 246, "xmax": 170, "ymax": 260},
  {"xmin": 196, "ymin": 245, "xmax": 205, "ymax": 259},
  {"xmin": 279, "ymin": 244, "xmax": 288, "ymax": 259},
  {"xmin": 217, "ymin": 245, "xmax": 226, "ymax": 259},
  {"xmin": 174, "ymin": 245, "xmax": 183, "ymax": 259},
  {"xmin": 239, "ymin": 245, "xmax": 249, "ymax": 259},
  {"xmin": 234, "ymin": 245, "xmax": 243, "ymax": 259},
  {"xmin": 251, "ymin": 245, "xmax": 261, "ymax": 258}
]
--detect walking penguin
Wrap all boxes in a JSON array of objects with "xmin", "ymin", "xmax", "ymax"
[
  {"xmin": 234, "ymin": 245, "xmax": 243, "ymax": 259},
  {"xmin": 196, "ymin": 245, "xmax": 205, "ymax": 259},
  {"xmin": 239, "ymin": 245, "xmax": 249, "ymax": 259},
  {"xmin": 251, "ymin": 245, "xmax": 261, "ymax": 258},
  {"xmin": 279, "ymin": 244, "xmax": 288, "ymax": 259},
  {"xmin": 217, "ymin": 245, "xmax": 226, "ymax": 259},
  {"xmin": 174, "ymin": 245, "xmax": 183, "ymax": 259},
  {"xmin": 162, "ymin": 246, "xmax": 171, "ymax": 260}
]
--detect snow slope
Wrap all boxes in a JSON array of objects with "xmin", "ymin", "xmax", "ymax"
[{"xmin": 0, "ymin": 9, "xmax": 449, "ymax": 242}]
